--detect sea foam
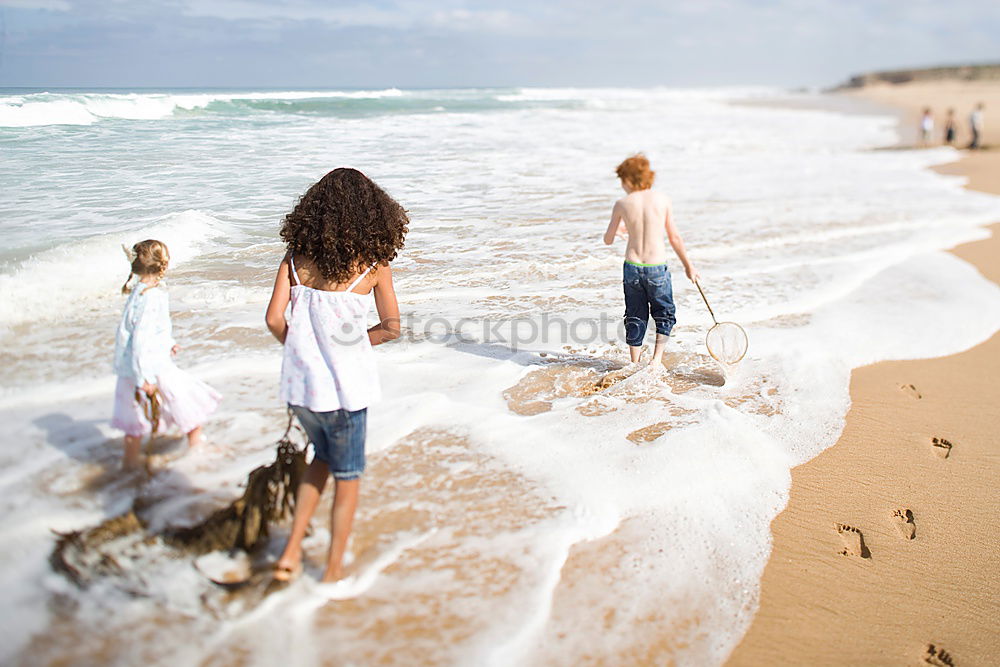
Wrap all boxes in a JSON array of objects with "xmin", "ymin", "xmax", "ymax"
[{"xmin": 0, "ymin": 209, "xmax": 226, "ymax": 330}]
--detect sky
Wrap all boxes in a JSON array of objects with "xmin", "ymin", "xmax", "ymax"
[{"xmin": 1, "ymin": 0, "xmax": 999, "ymax": 89}]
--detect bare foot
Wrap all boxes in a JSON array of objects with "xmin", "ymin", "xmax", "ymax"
[
  {"xmin": 271, "ymin": 541, "xmax": 304, "ymax": 583},
  {"xmin": 272, "ymin": 558, "xmax": 302, "ymax": 583},
  {"xmin": 923, "ymin": 643, "xmax": 956, "ymax": 666},
  {"xmin": 835, "ymin": 523, "xmax": 869, "ymax": 558},
  {"xmin": 892, "ymin": 508, "xmax": 916, "ymax": 540},
  {"xmin": 187, "ymin": 426, "xmax": 205, "ymax": 448},
  {"xmin": 321, "ymin": 568, "xmax": 343, "ymax": 583},
  {"xmin": 931, "ymin": 437, "xmax": 952, "ymax": 459},
  {"xmin": 899, "ymin": 383, "xmax": 922, "ymax": 399},
  {"xmin": 628, "ymin": 346, "xmax": 644, "ymax": 364}
]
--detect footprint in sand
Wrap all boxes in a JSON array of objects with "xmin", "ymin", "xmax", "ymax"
[
  {"xmin": 931, "ymin": 437, "xmax": 953, "ymax": 459},
  {"xmin": 923, "ymin": 643, "xmax": 956, "ymax": 666},
  {"xmin": 899, "ymin": 383, "xmax": 922, "ymax": 399},
  {"xmin": 892, "ymin": 509, "xmax": 916, "ymax": 540},
  {"xmin": 835, "ymin": 523, "xmax": 870, "ymax": 558}
]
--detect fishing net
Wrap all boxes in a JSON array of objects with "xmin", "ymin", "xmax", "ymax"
[
  {"xmin": 705, "ymin": 321, "xmax": 749, "ymax": 365},
  {"xmin": 696, "ymin": 281, "xmax": 748, "ymax": 365}
]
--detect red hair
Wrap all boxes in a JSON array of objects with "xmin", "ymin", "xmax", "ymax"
[{"xmin": 615, "ymin": 154, "xmax": 655, "ymax": 190}]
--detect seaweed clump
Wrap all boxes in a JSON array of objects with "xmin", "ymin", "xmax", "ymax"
[{"xmin": 50, "ymin": 418, "xmax": 307, "ymax": 588}]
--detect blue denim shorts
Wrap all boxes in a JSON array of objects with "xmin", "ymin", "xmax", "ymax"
[
  {"xmin": 623, "ymin": 261, "xmax": 676, "ymax": 347},
  {"xmin": 290, "ymin": 405, "xmax": 367, "ymax": 480}
]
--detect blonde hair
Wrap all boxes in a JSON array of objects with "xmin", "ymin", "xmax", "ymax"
[
  {"xmin": 615, "ymin": 154, "xmax": 655, "ymax": 190},
  {"xmin": 121, "ymin": 239, "xmax": 170, "ymax": 294}
]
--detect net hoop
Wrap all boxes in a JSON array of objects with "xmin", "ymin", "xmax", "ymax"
[{"xmin": 705, "ymin": 321, "xmax": 748, "ymax": 365}]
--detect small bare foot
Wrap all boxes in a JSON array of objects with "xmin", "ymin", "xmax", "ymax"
[
  {"xmin": 835, "ymin": 523, "xmax": 869, "ymax": 558},
  {"xmin": 272, "ymin": 559, "xmax": 302, "ymax": 583},
  {"xmin": 187, "ymin": 427, "xmax": 206, "ymax": 448},
  {"xmin": 892, "ymin": 509, "xmax": 916, "ymax": 540},
  {"xmin": 931, "ymin": 437, "xmax": 953, "ymax": 459},
  {"xmin": 321, "ymin": 568, "xmax": 343, "ymax": 583},
  {"xmin": 923, "ymin": 643, "xmax": 956, "ymax": 666},
  {"xmin": 899, "ymin": 383, "xmax": 922, "ymax": 399}
]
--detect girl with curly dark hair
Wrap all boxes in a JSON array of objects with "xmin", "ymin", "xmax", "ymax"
[{"xmin": 265, "ymin": 167, "xmax": 408, "ymax": 583}]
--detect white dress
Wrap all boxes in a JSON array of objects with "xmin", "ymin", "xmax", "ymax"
[
  {"xmin": 111, "ymin": 282, "xmax": 220, "ymax": 436},
  {"xmin": 280, "ymin": 256, "xmax": 380, "ymax": 413}
]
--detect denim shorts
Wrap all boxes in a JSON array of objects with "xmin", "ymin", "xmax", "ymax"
[
  {"xmin": 290, "ymin": 405, "xmax": 367, "ymax": 480},
  {"xmin": 623, "ymin": 261, "xmax": 676, "ymax": 347}
]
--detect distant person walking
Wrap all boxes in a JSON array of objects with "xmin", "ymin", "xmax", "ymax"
[
  {"xmin": 919, "ymin": 108, "xmax": 934, "ymax": 146},
  {"xmin": 969, "ymin": 103, "xmax": 984, "ymax": 149},
  {"xmin": 943, "ymin": 108, "xmax": 956, "ymax": 145}
]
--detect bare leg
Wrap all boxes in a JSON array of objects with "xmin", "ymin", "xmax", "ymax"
[
  {"xmin": 274, "ymin": 458, "xmax": 330, "ymax": 578},
  {"xmin": 322, "ymin": 478, "xmax": 360, "ymax": 582},
  {"xmin": 650, "ymin": 334, "xmax": 669, "ymax": 367},
  {"xmin": 186, "ymin": 425, "xmax": 204, "ymax": 448},
  {"xmin": 123, "ymin": 435, "xmax": 144, "ymax": 469},
  {"xmin": 629, "ymin": 345, "xmax": 643, "ymax": 364}
]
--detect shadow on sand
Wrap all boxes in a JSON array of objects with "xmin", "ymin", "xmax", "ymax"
[{"xmin": 33, "ymin": 412, "xmax": 197, "ymax": 521}]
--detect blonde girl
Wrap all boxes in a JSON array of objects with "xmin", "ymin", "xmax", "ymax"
[{"xmin": 111, "ymin": 239, "xmax": 221, "ymax": 469}]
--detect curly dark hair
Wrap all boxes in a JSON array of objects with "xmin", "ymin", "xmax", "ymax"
[{"xmin": 280, "ymin": 168, "xmax": 409, "ymax": 283}]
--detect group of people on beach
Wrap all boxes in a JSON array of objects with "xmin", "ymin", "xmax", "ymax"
[
  {"xmin": 919, "ymin": 102, "xmax": 985, "ymax": 148},
  {"xmin": 110, "ymin": 156, "xmax": 698, "ymax": 583}
]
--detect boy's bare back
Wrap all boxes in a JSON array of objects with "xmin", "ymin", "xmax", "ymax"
[
  {"xmin": 602, "ymin": 159, "xmax": 698, "ymax": 283},
  {"xmin": 614, "ymin": 189, "xmax": 671, "ymax": 265}
]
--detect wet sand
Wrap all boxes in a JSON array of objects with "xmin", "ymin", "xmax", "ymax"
[{"xmin": 728, "ymin": 82, "xmax": 1000, "ymax": 665}]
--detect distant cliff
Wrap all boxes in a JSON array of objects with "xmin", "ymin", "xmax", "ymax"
[{"xmin": 838, "ymin": 63, "xmax": 1000, "ymax": 89}]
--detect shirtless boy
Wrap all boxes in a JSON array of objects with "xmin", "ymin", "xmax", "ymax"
[{"xmin": 603, "ymin": 154, "xmax": 699, "ymax": 366}]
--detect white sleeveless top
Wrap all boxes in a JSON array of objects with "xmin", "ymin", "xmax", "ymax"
[{"xmin": 280, "ymin": 255, "xmax": 380, "ymax": 412}]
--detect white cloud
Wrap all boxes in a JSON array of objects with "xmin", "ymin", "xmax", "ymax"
[{"xmin": 179, "ymin": 0, "xmax": 526, "ymax": 32}]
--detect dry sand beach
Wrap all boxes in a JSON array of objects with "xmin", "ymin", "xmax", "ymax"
[{"xmin": 729, "ymin": 81, "xmax": 1000, "ymax": 666}]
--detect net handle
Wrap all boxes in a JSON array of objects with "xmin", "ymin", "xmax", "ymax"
[{"xmin": 695, "ymin": 280, "xmax": 718, "ymax": 325}]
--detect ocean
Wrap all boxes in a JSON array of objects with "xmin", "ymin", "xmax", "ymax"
[{"xmin": 2, "ymin": 87, "xmax": 999, "ymax": 665}]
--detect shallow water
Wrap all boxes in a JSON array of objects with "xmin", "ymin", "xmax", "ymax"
[{"xmin": 2, "ymin": 86, "xmax": 1000, "ymax": 665}]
